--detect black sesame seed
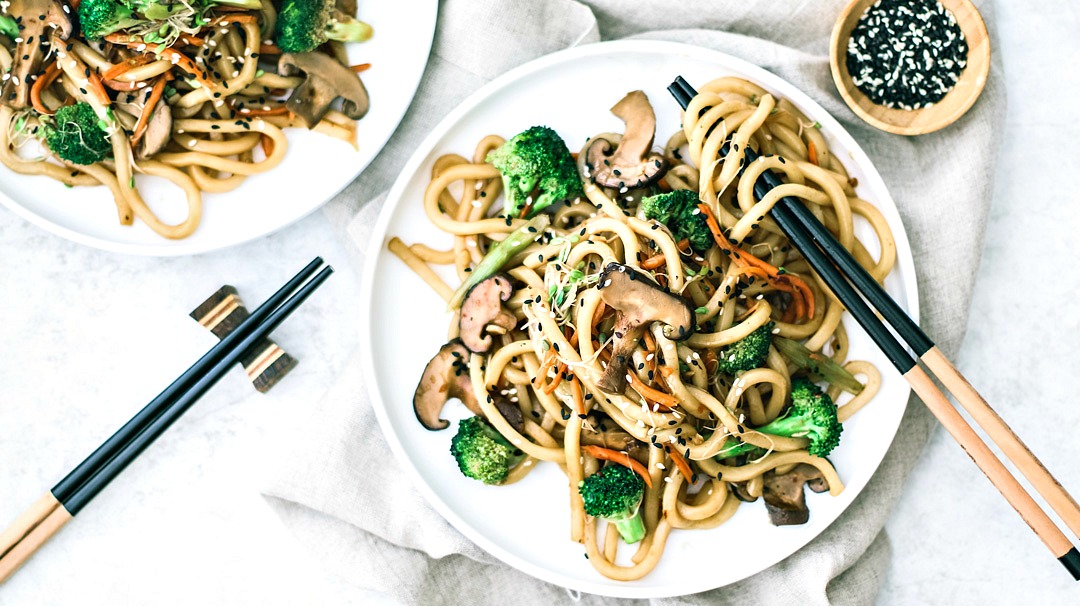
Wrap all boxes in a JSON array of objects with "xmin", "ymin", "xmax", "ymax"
[{"xmin": 846, "ymin": 0, "xmax": 968, "ymax": 110}]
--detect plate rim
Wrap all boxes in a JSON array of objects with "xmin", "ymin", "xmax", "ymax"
[
  {"xmin": 359, "ymin": 39, "xmax": 920, "ymax": 598},
  {"xmin": 0, "ymin": 0, "xmax": 439, "ymax": 257}
]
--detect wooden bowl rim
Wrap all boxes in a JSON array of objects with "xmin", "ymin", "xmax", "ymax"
[{"xmin": 829, "ymin": 0, "xmax": 991, "ymax": 136}]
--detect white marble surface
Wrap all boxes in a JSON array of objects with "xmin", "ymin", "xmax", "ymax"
[{"xmin": 1, "ymin": 3, "xmax": 1078, "ymax": 605}]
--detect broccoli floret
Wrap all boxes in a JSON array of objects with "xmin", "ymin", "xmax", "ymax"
[
  {"xmin": 717, "ymin": 377, "xmax": 842, "ymax": 459},
  {"xmin": 640, "ymin": 189, "xmax": 713, "ymax": 252},
  {"xmin": 0, "ymin": 15, "xmax": 18, "ymax": 39},
  {"xmin": 450, "ymin": 416, "xmax": 524, "ymax": 485},
  {"xmin": 78, "ymin": 0, "xmax": 142, "ymax": 40},
  {"xmin": 578, "ymin": 465, "xmax": 646, "ymax": 544},
  {"xmin": 275, "ymin": 0, "xmax": 374, "ymax": 54},
  {"xmin": 485, "ymin": 126, "xmax": 583, "ymax": 219},
  {"xmin": 715, "ymin": 321, "xmax": 774, "ymax": 375},
  {"xmin": 43, "ymin": 103, "xmax": 112, "ymax": 165}
]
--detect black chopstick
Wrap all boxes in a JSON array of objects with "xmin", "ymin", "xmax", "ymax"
[
  {"xmin": 51, "ymin": 256, "xmax": 326, "ymax": 508},
  {"xmin": 0, "ymin": 258, "xmax": 332, "ymax": 582},
  {"xmin": 674, "ymin": 76, "xmax": 935, "ymax": 357},
  {"xmin": 65, "ymin": 263, "xmax": 333, "ymax": 514},
  {"xmin": 668, "ymin": 77, "xmax": 1080, "ymax": 579}
]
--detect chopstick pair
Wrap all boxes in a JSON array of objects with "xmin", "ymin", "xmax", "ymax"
[
  {"xmin": 0, "ymin": 257, "xmax": 334, "ymax": 583},
  {"xmin": 668, "ymin": 77, "xmax": 1080, "ymax": 579}
]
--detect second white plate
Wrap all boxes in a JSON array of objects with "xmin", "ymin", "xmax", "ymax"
[{"xmin": 0, "ymin": 0, "xmax": 437, "ymax": 255}]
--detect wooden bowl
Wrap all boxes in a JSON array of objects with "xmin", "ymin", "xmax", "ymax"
[{"xmin": 829, "ymin": 0, "xmax": 991, "ymax": 136}]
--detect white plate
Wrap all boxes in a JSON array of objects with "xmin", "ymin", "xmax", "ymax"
[
  {"xmin": 0, "ymin": 0, "xmax": 437, "ymax": 255},
  {"xmin": 360, "ymin": 40, "xmax": 919, "ymax": 598}
]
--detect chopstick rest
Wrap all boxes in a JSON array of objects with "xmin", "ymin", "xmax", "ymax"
[{"xmin": 190, "ymin": 285, "xmax": 297, "ymax": 393}]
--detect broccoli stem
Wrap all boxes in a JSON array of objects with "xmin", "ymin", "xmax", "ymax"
[
  {"xmin": 614, "ymin": 513, "xmax": 646, "ymax": 544},
  {"xmin": 327, "ymin": 16, "xmax": 374, "ymax": 43},
  {"xmin": 0, "ymin": 15, "xmax": 18, "ymax": 39},
  {"xmin": 757, "ymin": 414, "xmax": 811, "ymax": 437},
  {"xmin": 715, "ymin": 440, "xmax": 764, "ymax": 460},
  {"xmin": 447, "ymin": 214, "xmax": 550, "ymax": 310},
  {"xmin": 773, "ymin": 336, "xmax": 864, "ymax": 394}
]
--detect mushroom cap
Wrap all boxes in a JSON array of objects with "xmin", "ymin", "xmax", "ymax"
[
  {"xmin": 413, "ymin": 340, "xmax": 482, "ymax": 431},
  {"xmin": 729, "ymin": 481, "xmax": 760, "ymax": 503},
  {"xmin": 279, "ymin": 52, "xmax": 370, "ymax": 129},
  {"xmin": 458, "ymin": 274, "xmax": 518, "ymax": 353},
  {"xmin": 585, "ymin": 90, "xmax": 667, "ymax": 189},
  {"xmin": 492, "ymin": 396, "xmax": 524, "ymax": 434},
  {"xmin": 594, "ymin": 262, "xmax": 696, "ymax": 394},
  {"xmin": 117, "ymin": 93, "xmax": 172, "ymax": 159},
  {"xmin": 761, "ymin": 464, "xmax": 830, "ymax": 526}
]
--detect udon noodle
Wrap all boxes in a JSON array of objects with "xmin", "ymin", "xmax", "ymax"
[{"xmin": 392, "ymin": 77, "xmax": 893, "ymax": 580}]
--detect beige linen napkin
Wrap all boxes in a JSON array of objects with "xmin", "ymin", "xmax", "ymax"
[{"xmin": 263, "ymin": 1, "xmax": 1005, "ymax": 603}]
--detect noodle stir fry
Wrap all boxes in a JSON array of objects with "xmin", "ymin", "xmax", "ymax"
[
  {"xmin": 393, "ymin": 78, "xmax": 895, "ymax": 580},
  {"xmin": 0, "ymin": 0, "xmax": 371, "ymax": 239}
]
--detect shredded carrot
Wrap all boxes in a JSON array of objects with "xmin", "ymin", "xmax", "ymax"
[
  {"xmin": 656, "ymin": 176, "xmax": 672, "ymax": 192},
  {"xmin": 543, "ymin": 363, "xmax": 566, "ymax": 394},
  {"xmin": 565, "ymin": 325, "xmax": 579, "ymax": 348},
  {"xmin": 698, "ymin": 203, "xmax": 816, "ymax": 319},
  {"xmin": 209, "ymin": 14, "xmax": 258, "ymax": 26},
  {"xmin": 102, "ymin": 79, "xmax": 140, "ymax": 91},
  {"xmin": 260, "ymin": 134, "xmax": 274, "ymax": 157},
  {"xmin": 582, "ymin": 445, "xmax": 653, "ymax": 488},
  {"xmin": 666, "ymin": 446, "xmax": 695, "ymax": 482},
  {"xmin": 735, "ymin": 300, "xmax": 761, "ymax": 322},
  {"xmin": 258, "ymin": 43, "xmax": 281, "ymax": 55},
  {"xmin": 30, "ymin": 62, "xmax": 62, "ymax": 115},
  {"xmin": 590, "ymin": 301, "xmax": 608, "ymax": 333},
  {"xmin": 349, "ymin": 63, "xmax": 372, "ymax": 73},
  {"xmin": 640, "ymin": 252, "xmax": 666, "ymax": 270},
  {"xmin": 86, "ymin": 71, "xmax": 111, "ymax": 106},
  {"xmin": 640, "ymin": 238, "xmax": 692, "ymax": 270},
  {"xmin": 106, "ymin": 36, "xmax": 216, "ymax": 89},
  {"xmin": 642, "ymin": 330, "xmax": 658, "ymax": 377},
  {"xmin": 807, "ymin": 140, "xmax": 819, "ymax": 166},
  {"xmin": 626, "ymin": 373, "xmax": 679, "ymax": 410},
  {"xmin": 570, "ymin": 376, "xmax": 585, "ymax": 415},
  {"xmin": 782, "ymin": 304, "xmax": 798, "ymax": 324},
  {"xmin": 531, "ymin": 349, "xmax": 558, "ymax": 391},
  {"xmin": 702, "ymin": 349, "xmax": 718, "ymax": 375},
  {"xmin": 69, "ymin": 0, "xmax": 80, "ymax": 8},
  {"xmin": 159, "ymin": 48, "xmax": 215, "ymax": 89},
  {"xmin": 102, "ymin": 56, "xmax": 152, "ymax": 81},
  {"xmin": 132, "ymin": 77, "xmax": 167, "ymax": 145},
  {"xmin": 178, "ymin": 33, "xmax": 205, "ymax": 47}
]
